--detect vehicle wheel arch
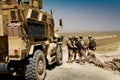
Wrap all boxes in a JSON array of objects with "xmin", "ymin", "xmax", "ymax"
[{"xmin": 29, "ymin": 44, "xmax": 44, "ymax": 55}]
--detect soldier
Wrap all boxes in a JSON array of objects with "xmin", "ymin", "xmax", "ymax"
[
  {"xmin": 88, "ymin": 35, "xmax": 96, "ymax": 51},
  {"xmin": 77, "ymin": 36, "xmax": 88, "ymax": 64},
  {"xmin": 66, "ymin": 36, "xmax": 74, "ymax": 63},
  {"xmin": 77, "ymin": 36, "xmax": 84, "ymax": 59},
  {"xmin": 73, "ymin": 36, "xmax": 78, "ymax": 61}
]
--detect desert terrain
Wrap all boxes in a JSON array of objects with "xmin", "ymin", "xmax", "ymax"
[
  {"xmin": 60, "ymin": 31, "xmax": 120, "ymax": 53},
  {"xmin": 45, "ymin": 31, "xmax": 120, "ymax": 80},
  {"xmin": 0, "ymin": 31, "xmax": 120, "ymax": 80}
]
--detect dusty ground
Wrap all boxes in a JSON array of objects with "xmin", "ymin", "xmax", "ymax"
[{"xmin": 45, "ymin": 47, "xmax": 120, "ymax": 80}]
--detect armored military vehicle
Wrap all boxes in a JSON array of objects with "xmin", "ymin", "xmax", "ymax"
[{"xmin": 0, "ymin": 0, "xmax": 63, "ymax": 80}]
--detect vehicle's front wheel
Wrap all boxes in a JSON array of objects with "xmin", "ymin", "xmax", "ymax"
[
  {"xmin": 56, "ymin": 44, "xmax": 63, "ymax": 66},
  {"xmin": 25, "ymin": 50, "xmax": 46, "ymax": 80}
]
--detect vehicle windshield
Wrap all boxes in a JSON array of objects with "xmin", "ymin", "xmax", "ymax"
[
  {"xmin": 26, "ymin": 22, "xmax": 45, "ymax": 37},
  {"xmin": 24, "ymin": 0, "xmax": 29, "ymax": 3}
]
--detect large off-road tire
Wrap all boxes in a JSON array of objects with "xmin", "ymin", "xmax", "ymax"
[
  {"xmin": 56, "ymin": 44, "xmax": 63, "ymax": 66},
  {"xmin": 25, "ymin": 50, "xmax": 46, "ymax": 80}
]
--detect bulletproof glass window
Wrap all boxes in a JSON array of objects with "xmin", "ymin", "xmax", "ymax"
[
  {"xmin": 30, "ymin": 10, "xmax": 38, "ymax": 19},
  {"xmin": 42, "ymin": 14, "xmax": 47, "ymax": 21},
  {"xmin": 24, "ymin": 0, "xmax": 29, "ymax": 3},
  {"xmin": 10, "ymin": 10, "xmax": 16, "ymax": 21},
  {"xmin": 26, "ymin": 22, "xmax": 45, "ymax": 37}
]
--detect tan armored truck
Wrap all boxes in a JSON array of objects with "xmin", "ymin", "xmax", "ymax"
[{"xmin": 0, "ymin": 0, "xmax": 63, "ymax": 80}]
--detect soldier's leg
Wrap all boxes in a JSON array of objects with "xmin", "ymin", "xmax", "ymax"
[
  {"xmin": 67, "ymin": 49, "xmax": 73, "ymax": 63},
  {"xmin": 81, "ymin": 49, "xmax": 86, "ymax": 58},
  {"xmin": 74, "ymin": 49, "xmax": 77, "ymax": 61},
  {"xmin": 80, "ymin": 49, "xmax": 87, "ymax": 64},
  {"xmin": 74, "ymin": 49, "xmax": 79, "ymax": 62},
  {"xmin": 85, "ymin": 49, "xmax": 89, "ymax": 56},
  {"xmin": 69, "ymin": 49, "xmax": 73, "ymax": 63},
  {"xmin": 78, "ymin": 49, "xmax": 82, "ymax": 59},
  {"xmin": 67, "ymin": 49, "xmax": 70, "ymax": 62}
]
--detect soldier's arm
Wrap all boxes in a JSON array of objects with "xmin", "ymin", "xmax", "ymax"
[
  {"xmin": 68, "ymin": 41, "xmax": 73, "ymax": 48},
  {"xmin": 81, "ymin": 41, "xmax": 84, "ymax": 47}
]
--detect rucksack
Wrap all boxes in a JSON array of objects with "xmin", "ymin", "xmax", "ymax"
[
  {"xmin": 89, "ymin": 40, "xmax": 96, "ymax": 48},
  {"xmin": 76, "ymin": 40, "xmax": 83, "ymax": 49}
]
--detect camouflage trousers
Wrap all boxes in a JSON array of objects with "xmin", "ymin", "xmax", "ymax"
[
  {"xmin": 78, "ymin": 49, "xmax": 88, "ymax": 60},
  {"xmin": 67, "ymin": 49, "xmax": 73, "ymax": 63},
  {"xmin": 73, "ymin": 48, "xmax": 78, "ymax": 60}
]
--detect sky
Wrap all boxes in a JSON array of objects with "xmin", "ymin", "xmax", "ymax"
[{"xmin": 42, "ymin": 0, "xmax": 120, "ymax": 32}]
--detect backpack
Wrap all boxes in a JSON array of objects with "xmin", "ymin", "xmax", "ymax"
[
  {"xmin": 76, "ymin": 40, "xmax": 83, "ymax": 49},
  {"xmin": 89, "ymin": 40, "xmax": 96, "ymax": 48}
]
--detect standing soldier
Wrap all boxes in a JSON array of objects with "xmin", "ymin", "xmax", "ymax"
[
  {"xmin": 78, "ymin": 36, "xmax": 84, "ymax": 59},
  {"xmin": 67, "ymin": 36, "xmax": 74, "ymax": 63},
  {"xmin": 88, "ymin": 35, "xmax": 96, "ymax": 51},
  {"xmin": 77, "ymin": 36, "xmax": 88, "ymax": 64},
  {"xmin": 73, "ymin": 36, "xmax": 78, "ymax": 61}
]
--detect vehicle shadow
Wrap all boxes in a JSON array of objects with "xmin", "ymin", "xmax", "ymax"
[
  {"xmin": 0, "ymin": 63, "xmax": 58, "ymax": 80},
  {"xmin": 46, "ymin": 63, "xmax": 57, "ymax": 70},
  {"xmin": 0, "ymin": 74, "xmax": 25, "ymax": 80}
]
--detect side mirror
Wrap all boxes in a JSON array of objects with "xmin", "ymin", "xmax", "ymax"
[{"xmin": 59, "ymin": 19, "xmax": 63, "ymax": 27}]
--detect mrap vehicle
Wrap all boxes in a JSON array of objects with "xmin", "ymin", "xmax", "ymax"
[{"xmin": 0, "ymin": 0, "xmax": 63, "ymax": 80}]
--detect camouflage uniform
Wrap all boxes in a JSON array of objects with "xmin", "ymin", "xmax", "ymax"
[
  {"xmin": 67, "ymin": 36, "xmax": 74, "ymax": 63},
  {"xmin": 77, "ymin": 36, "xmax": 88, "ymax": 63},
  {"xmin": 88, "ymin": 35, "xmax": 96, "ymax": 51},
  {"xmin": 73, "ymin": 36, "xmax": 78, "ymax": 61}
]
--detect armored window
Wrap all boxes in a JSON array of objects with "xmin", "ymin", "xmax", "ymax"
[
  {"xmin": 27, "ymin": 22, "xmax": 45, "ymax": 37},
  {"xmin": 10, "ymin": 10, "xmax": 18, "ymax": 21},
  {"xmin": 11, "ymin": 11, "xmax": 16, "ymax": 21},
  {"xmin": 30, "ymin": 10, "xmax": 38, "ymax": 19},
  {"xmin": 42, "ymin": 14, "xmax": 47, "ymax": 21},
  {"xmin": 24, "ymin": 0, "xmax": 29, "ymax": 3}
]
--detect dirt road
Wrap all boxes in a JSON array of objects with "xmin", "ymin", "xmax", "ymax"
[{"xmin": 45, "ymin": 48, "xmax": 120, "ymax": 80}]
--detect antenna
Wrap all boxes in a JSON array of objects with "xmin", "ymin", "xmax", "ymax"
[
  {"xmin": 50, "ymin": 9, "xmax": 53, "ymax": 16},
  {"xmin": 39, "ymin": 0, "xmax": 43, "ymax": 9}
]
